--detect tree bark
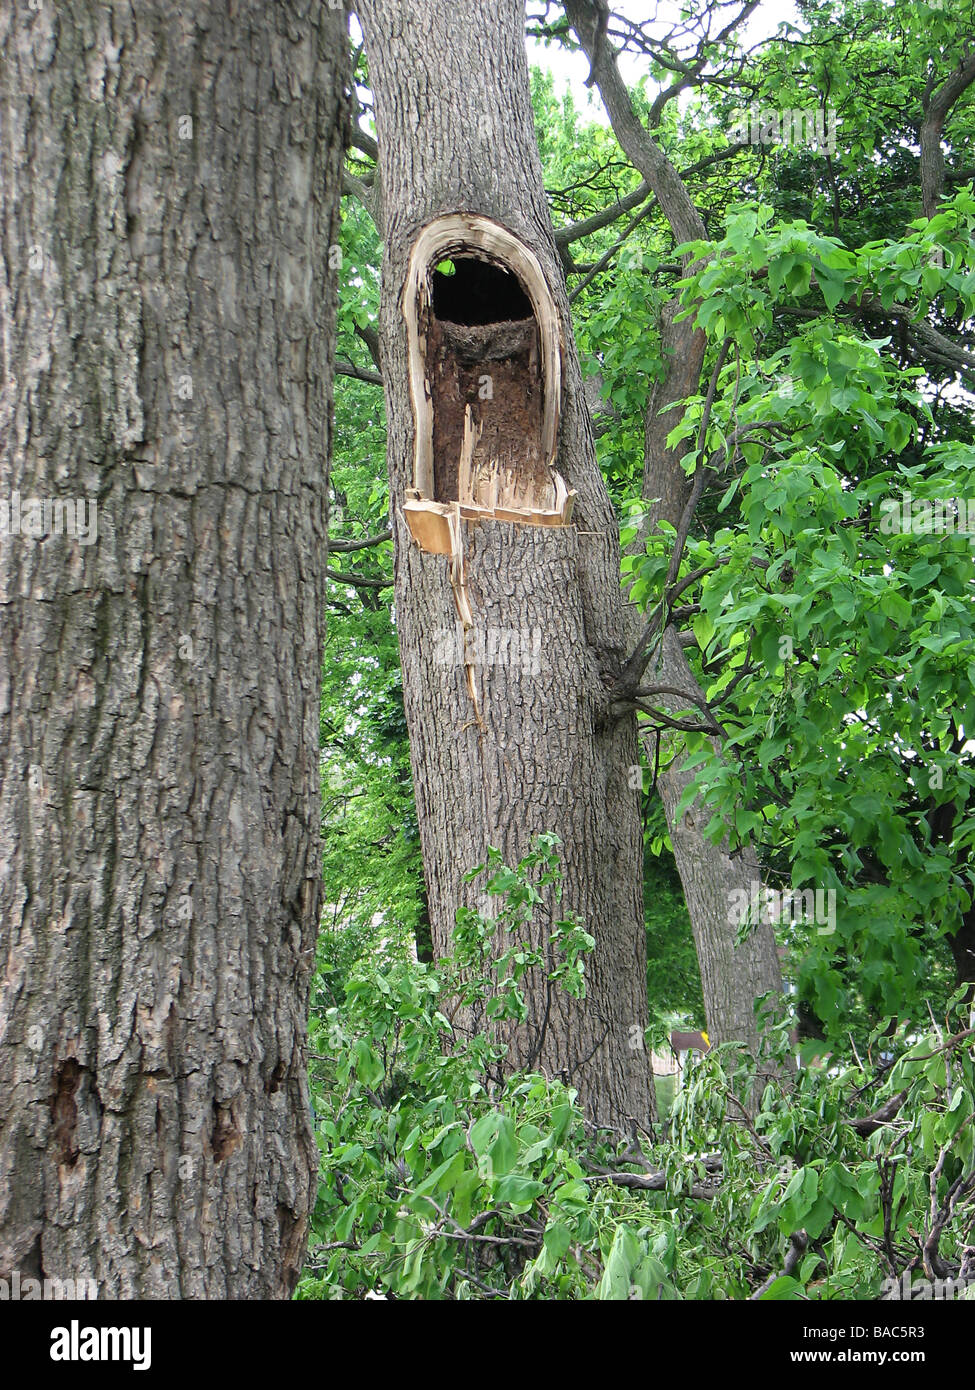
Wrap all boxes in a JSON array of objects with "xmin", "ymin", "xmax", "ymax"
[
  {"xmin": 648, "ymin": 636, "xmax": 783, "ymax": 1066},
  {"xmin": 920, "ymin": 51, "xmax": 975, "ymax": 221},
  {"xmin": 357, "ymin": 0, "xmax": 655, "ymax": 1128},
  {"xmin": 0, "ymin": 0, "xmax": 347, "ymax": 1297}
]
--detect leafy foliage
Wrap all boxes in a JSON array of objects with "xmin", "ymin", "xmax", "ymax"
[
  {"xmin": 301, "ymin": 844, "xmax": 975, "ymax": 1300},
  {"xmin": 622, "ymin": 191, "xmax": 975, "ymax": 1041}
]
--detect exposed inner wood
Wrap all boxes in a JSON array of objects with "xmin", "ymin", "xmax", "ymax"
[
  {"xmin": 401, "ymin": 214, "xmax": 574, "ymax": 550},
  {"xmin": 428, "ymin": 313, "xmax": 555, "ymax": 511}
]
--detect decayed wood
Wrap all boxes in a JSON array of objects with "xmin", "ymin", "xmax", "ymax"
[
  {"xmin": 457, "ymin": 405, "xmax": 479, "ymax": 508},
  {"xmin": 401, "ymin": 209, "xmax": 575, "ymax": 551},
  {"xmin": 403, "ymin": 213, "xmax": 563, "ymax": 492},
  {"xmin": 403, "ymin": 377, "xmax": 576, "ymax": 552},
  {"xmin": 440, "ymin": 319, "xmax": 537, "ymax": 362}
]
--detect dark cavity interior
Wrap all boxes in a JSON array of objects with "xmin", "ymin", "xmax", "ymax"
[
  {"xmin": 426, "ymin": 253, "xmax": 550, "ymax": 511},
  {"xmin": 431, "ymin": 256, "xmax": 534, "ymax": 326}
]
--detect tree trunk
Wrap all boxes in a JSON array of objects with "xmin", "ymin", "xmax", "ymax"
[
  {"xmin": 566, "ymin": 0, "xmax": 785, "ymax": 1066},
  {"xmin": 357, "ymin": 0, "xmax": 655, "ymax": 1128},
  {"xmin": 648, "ymin": 640, "xmax": 784, "ymax": 1070},
  {"xmin": 0, "ymin": 0, "xmax": 347, "ymax": 1297}
]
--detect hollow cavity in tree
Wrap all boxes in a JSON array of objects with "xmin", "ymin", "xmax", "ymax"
[{"xmin": 401, "ymin": 213, "xmax": 575, "ymax": 556}]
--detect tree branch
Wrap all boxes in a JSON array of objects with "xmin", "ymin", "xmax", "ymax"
[
  {"xmin": 326, "ymin": 568, "xmax": 393, "ymax": 590},
  {"xmin": 336, "ymin": 359, "xmax": 383, "ymax": 386},
  {"xmin": 750, "ymin": 1231, "xmax": 808, "ymax": 1299},
  {"xmin": 555, "ymin": 144, "xmax": 748, "ymax": 252},
  {"xmin": 846, "ymin": 1089, "xmax": 909, "ymax": 1137},
  {"xmin": 564, "ymin": 0, "xmax": 706, "ymax": 249},
  {"xmin": 329, "ymin": 528, "xmax": 392, "ymax": 553}
]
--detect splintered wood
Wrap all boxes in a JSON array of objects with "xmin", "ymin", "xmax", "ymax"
[
  {"xmin": 445, "ymin": 500, "xmax": 482, "ymax": 729},
  {"xmin": 459, "ymin": 405, "xmax": 557, "ymax": 515}
]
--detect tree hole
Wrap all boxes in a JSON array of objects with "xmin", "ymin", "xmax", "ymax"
[
  {"xmin": 431, "ymin": 256, "xmax": 533, "ymax": 326},
  {"xmin": 427, "ymin": 254, "xmax": 548, "ymax": 508},
  {"xmin": 402, "ymin": 215, "xmax": 573, "ymax": 553}
]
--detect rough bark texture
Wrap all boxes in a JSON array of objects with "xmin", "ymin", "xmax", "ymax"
[
  {"xmin": 642, "ymin": 633, "xmax": 784, "ymax": 1070},
  {"xmin": 566, "ymin": 0, "xmax": 784, "ymax": 1064},
  {"xmin": 0, "ymin": 0, "xmax": 347, "ymax": 1297},
  {"xmin": 920, "ymin": 51, "xmax": 975, "ymax": 221},
  {"xmin": 648, "ymin": 641, "xmax": 783, "ymax": 1067},
  {"xmin": 358, "ymin": 0, "xmax": 655, "ymax": 1128}
]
